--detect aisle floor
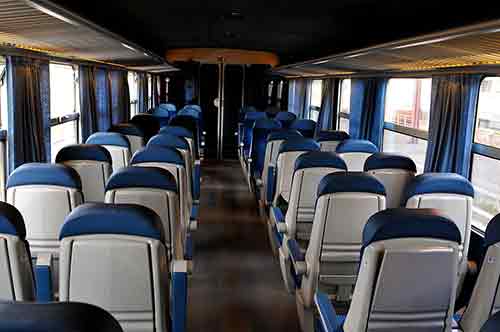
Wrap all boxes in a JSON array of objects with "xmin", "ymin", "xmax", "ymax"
[{"xmin": 187, "ymin": 160, "xmax": 300, "ymax": 332}]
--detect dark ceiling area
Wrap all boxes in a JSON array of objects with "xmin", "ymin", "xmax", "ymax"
[{"xmin": 50, "ymin": 0, "xmax": 500, "ymax": 65}]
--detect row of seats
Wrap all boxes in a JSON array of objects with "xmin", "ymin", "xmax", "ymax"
[
  {"xmin": 236, "ymin": 109, "xmax": 497, "ymax": 332},
  {"xmin": 0, "ymin": 106, "xmax": 205, "ymax": 332}
]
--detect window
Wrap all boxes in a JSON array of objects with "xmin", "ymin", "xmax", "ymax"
[
  {"xmin": 0, "ymin": 58, "xmax": 7, "ymax": 201},
  {"xmin": 382, "ymin": 78, "xmax": 432, "ymax": 173},
  {"xmin": 309, "ymin": 80, "xmax": 323, "ymax": 121},
  {"xmin": 49, "ymin": 63, "xmax": 79, "ymax": 161},
  {"xmin": 337, "ymin": 79, "xmax": 351, "ymax": 132},
  {"xmin": 471, "ymin": 77, "xmax": 500, "ymax": 230},
  {"xmin": 147, "ymin": 74, "xmax": 152, "ymax": 109},
  {"xmin": 165, "ymin": 77, "xmax": 170, "ymax": 102},
  {"xmin": 267, "ymin": 81, "xmax": 274, "ymax": 105},
  {"xmin": 128, "ymin": 72, "xmax": 138, "ymax": 118},
  {"xmin": 277, "ymin": 81, "xmax": 284, "ymax": 108}
]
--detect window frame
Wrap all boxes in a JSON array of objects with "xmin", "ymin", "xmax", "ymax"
[{"xmin": 470, "ymin": 75, "xmax": 500, "ymax": 232}]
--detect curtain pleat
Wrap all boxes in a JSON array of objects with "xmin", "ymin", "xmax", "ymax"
[
  {"xmin": 79, "ymin": 65, "xmax": 98, "ymax": 141},
  {"xmin": 349, "ymin": 78, "xmax": 387, "ymax": 148},
  {"xmin": 281, "ymin": 81, "xmax": 289, "ymax": 111},
  {"xmin": 6, "ymin": 56, "xmax": 50, "ymax": 172},
  {"xmin": 315, "ymin": 78, "xmax": 339, "ymax": 136},
  {"xmin": 110, "ymin": 70, "xmax": 130, "ymax": 125},
  {"xmin": 288, "ymin": 79, "xmax": 306, "ymax": 115},
  {"xmin": 137, "ymin": 73, "xmax": 149, "ymax": 113},
  {"xmin": 424, "ymin": 74, "xmax": 482, "ymax": 177}
]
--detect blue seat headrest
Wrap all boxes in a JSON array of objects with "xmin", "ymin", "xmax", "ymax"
[
  {"xmin": 362, "ymin": 208, "xmax": 462, "ymax": 254},
  {"xmin": 159, "ymin": 126, "xmax": 194, "ymax": 138},
  {"xmin": 275, "ymin": 112, "xmax": 297, "ymax": 121},
  {"xmin": 278, "ymin": 138, "xmax": 320, "ymax": 154},
  {"xmin": 0, "ymin": 202, "xmax": 26, "ymax": 238},
  {"xmin": 7, "ymin": 163, "xmax": 82, "ymax": 190},
  {"xmin": 131, "ymin": 114, "xmax": 160, "ymax": 124},
  {"xmin": 178, "ymin": 108, "xmax": 200, "ymax": 119},
  {"xmin": 130, "ymin": 146, "xmax": 185, "ymax": 166},
  {"xmin": 151, "ymin": 107, "xmax": 171, "ymax": 118},
  {"xmin": 295, "ymin": 151, "xmax": 347, "ymax": 171},
  {"xmin": 317, "ymin": 172, "xmax": 386, "ymax": 197},
  {"xmin": 484, "ymin": 214, "xmax": 500, "ymax": 247},
  {"xmin": 55, "ymin": 144, "xmax": 112, "ymax": 164},
  {"xmin": 147, "ymin": 134, "xmax": 190, "ymax": 151},
  {"xmin": 60, "ymin": 203, "xmax": 164, "ymax": 242},
  {"xmin": 267, "ymin": 129, "xmax": 302, "ymax": 142},
  {"xmin": 336, "ymin": 139, "xmax": 378, "ymax": 154},
  {"xmin": 403, "ymin": 173, "xmax": 474, "ymax": 203},
  {"xmin": 106, "ymin": 166, "xmax": 177, "ymax": 193},
  {"xmin": 481, "ymin": 311, "xmax": 500, "ymax": 332},
  {"xmin": 0, "ymin": 302, "xmax": 123, "ymax": 332},
  {"xmin": 244, "ymin": 111, "xmax": 267, "ymax": 121},
  {"xmin": 169, "ymin": 115, "xmax": 199, "ymax": 126},
  {"xmin": 159, "ymin": 103, "xmax": 177, "ymax": 112},
  {"xmin": 290, "ymin": 119, "xmax": 316, "ymax": 130},
  {"xmin": 109, "ymin": 123, "xmax": 145, "ymax": 138},
  {"xmin": 317, "ymin": 131, "xmax": 350, "ymax": 142},
  {"xmin": 184, "ymin": 104, "xmax": 201, "ymax": 112},
  {"xmin": 364, "ymin": 153, "xmax": 417, "ymax": 172},
  {"xmin": 253, "ymin": 119, "xmax": 282, "ymax": 130},
  {"xmin": 86, "ymin": 132, "xmax": 130, "ymax": 148}
]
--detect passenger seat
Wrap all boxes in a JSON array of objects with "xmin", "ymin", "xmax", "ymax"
[
  {"xmin": 459, "ymin": 213, "xmax": 500, "ymax": 332},
  {"xmin": 364, "ymin": 152, "xmax": 417, "ymax": 208},
  {"xmin": 274, "ymin": 111, "xmax": 297, "ymax": 128},
  {"xmin": 109, "ymin": 123, "xmax": 146, "ymax": 156},
  {"xmin": 59, "ymin": 203, "xmax": 188, "ymax": 332},
  {"xmin": 6, "ymin": 163, "xmax": 83, "ymax": 300},
  {"xmin": 86, "ymin": 132, "xmax": 131, "ymax": 172},
  {"xmin": 311, "ymin": 208, "xmax": 461, "ymax": 332},
  {"xmin": 335, "ymin": 139, "xmax": 378, "ymax": 171},
  {"xmin": 0, "ymin": 202, "xmax": 35, "ymax": 301},
  {"xmin": 290, "ymin": 119, "xmax": 317, "ymax": 139},
  {"xmin": 317, "ymin": 131, "xmax": 350, "ymax": 152},
  {"xmin": 56, "ymin": 144, "xmax": 112, "ymax": 202}
]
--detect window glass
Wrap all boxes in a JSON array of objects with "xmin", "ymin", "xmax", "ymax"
[
  {"xmin": 471, "ymin": 154, "xmax": 500, "ymax": 229},
  {"xmin": 339, "ymin": 118, "xmax": 349, "ymax": 132},
  {"xmin": 339, "ymin": 79, "xmax": 351, "ymax": 114},
  {"xmin": 385, "ymin": 78, "xmax": 431, "ymax": 131},
  {"xmin": 309, "ymin": 80, "xmax": 323, "ymax": 121},
  {"xmin": 383, "ymin": 130, "xmax": 427, "ymax": 173},
  {"xmin": 475, "ymin": 77, "xmax": 500, "ymax": 148},
  {"xmin": 49, "ymin": 63, "xmax": 79, "ymax": 161},
  {"xmin": 147, "ymin": 74, "xmax": 152, "ymax": 109},
  {"xmin": 128, "ymin": 72, "xmax": 138, "ymax": 118}
]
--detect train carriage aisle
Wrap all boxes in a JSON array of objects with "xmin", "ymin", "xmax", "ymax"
[{"xmin": 188, "ymin": 160, "xmax": 299, "ymax": 332}]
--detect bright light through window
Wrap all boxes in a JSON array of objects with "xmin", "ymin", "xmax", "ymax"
[
  {"xmin": 475, "ymin": 77, "xmax": 500, "ymax": 148},
  {"xmin": 309, "ymin": 80, "xmax": 323, "ymax": 121},
  {"xmin": 383, "ymin": 130, "xmax": 427, "ymax": 173},
  {"xmin": 0, "ymin": 61, "xmax": 7, "ymax": 129},
  {"xmin": 128, "ymin": 72, "xmax": 138, "ymax": 117},
  {"xmin": 49, "ymin": 63, "xmax": 79, "ymax": 161},
  {"xmin": 385, "ymin": 78, "xmax": 432, "ymax": 131},
  {"xmin": 339, "ymin": 79, "xmax": 351, "ymax": 114}
]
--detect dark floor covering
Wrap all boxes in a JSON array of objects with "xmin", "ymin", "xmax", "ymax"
[{"xmin": 187, "ymin": 160, "xmax": 300, "ymax": 332}]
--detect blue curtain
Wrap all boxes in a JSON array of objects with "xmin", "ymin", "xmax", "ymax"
[
  {"xmin": 349, "ymin": 78, "xmax": 387, "ymax": 148},
  {"xmin": 95, "ymin": 69, "xmax": 112, "ymax": 131},
  {"xmin": 137, "ymin": 73, "xmax": 149, "ymax": 113},
  {"xmin": 288, "ymin": 79, "xmax": 306, "ymax": 116},
  {"xmin": 424, "ymin": 74, "xmax": 482, "ymax": 177},
  {"xmin": 110, "ymin": 70, "xmax": 130, "ymax": 125},
  {"xmin": 315, "ymin": 78, "xmax": 339, "ymax": 136},
  {"xmin": 79, "ymin": 65, "xmax": 98, "ymax": 141},
  {"xmin": 151, "ymin": 75, "xmax": 159, "ymax": 108},
  {"xmin": 6, "ymin": 56, "xmax": 50, "ymax": 172}
]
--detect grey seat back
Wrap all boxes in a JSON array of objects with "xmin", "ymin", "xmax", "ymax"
[
  {"xmin": 364, "ymin": 153, "xmax": 417, "ymax": 208},
  {"xmin": 286, "ymin": 152, "xmax": 347, "ymax": 242},
  {"xmin": 343, "ymin": 209, "xmax": 461, "ymax": 332},
  {"xmin": 317, "ymin": 131, "xmax": 350, "ymax": 153},
  {"xmin": 300, "ymin": 172, "xmax": 386, "ymax": 307},
  {"xmin": 0, "ymin": 202, "xmax": 35, "ymax": 301},
  {"xmin": 336, "ymin": 139, "xmax": 378, "ymax": 171},
  {"xmin": 460, "ymin": 215, "xmax": 500, "ymax": 332},
  {"xmin": 404, "ymin": 173, "xmax": 474, "ymax": 288},
  {"xmin": 59, "ymin": 203, "xmax": 169, "ymax": 332},
  {"xmin": 274, "ymin": 138, "xmax": 320, "ymax": 204},
  {"xmin": 6, "ymin": 163, "xmax": 83, "ymax": 257},
  {"xmin": 105, "ymin": 166, "xmax": 182, "ymax": 259},
  {"xmin": 86, "ymin": 132, "xmax": 131, "ymax": 172},
  {"xmin": 56, "ymin": 144, "xmax": 113, "ymax": 202}
]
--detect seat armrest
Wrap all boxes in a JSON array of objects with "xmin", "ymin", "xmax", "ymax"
[
  {"xmin": 266, "ymin": 166, "xmax": 276, "ymax": 205},
  {"xmin": 271, "ymin": 207, "xmax": 287, "ymax": 234},
  {"xmin": 172, "ymin": 260, "xmax": 188, "ymax": 332},
  {"xmin": 315, "ymin": 292, "xmax": 342, "ymax": 332},
  {"xmin": 35, "ymin": 253, "xmax": 53, "ymax": 302},
  {"xmin": 288, "ymin": 239, "xmax": 307, "ymax": 275}
]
